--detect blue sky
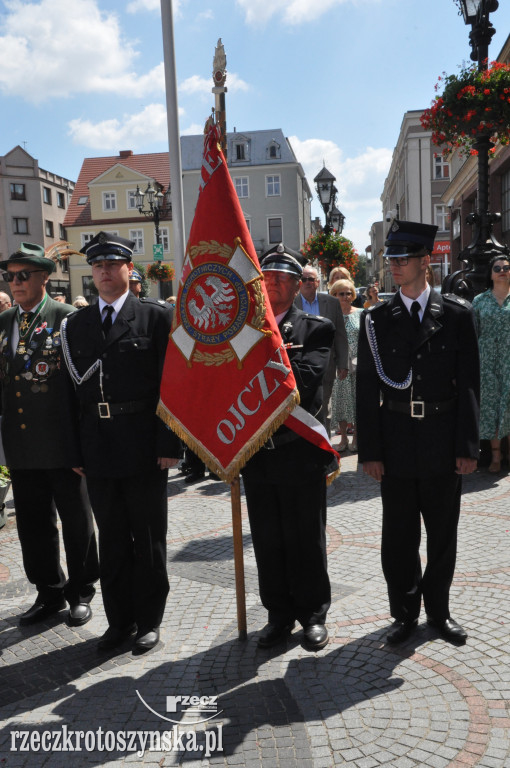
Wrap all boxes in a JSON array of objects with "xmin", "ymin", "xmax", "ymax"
[{"xmin": 0, "ymin": 0, "xmax": 509, "ymax": 255}]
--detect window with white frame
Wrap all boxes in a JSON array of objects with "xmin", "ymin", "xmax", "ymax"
[
  {"xmin": 81, "ymin": 232, "xmax": 95, "ymax": 247},
  {"xmin": 45, "ymin": 220, "xmax": 54, "ymax": 237},
  {"xmin": 43, "ymin": 187, "xmax": 52, "ymax": 204},
  {"xmin": 127, "ymin": 190, "xmax": 138, "ymax": 209},
  {"xmin": 234, "ymin": 177, "xmax": 249, "ymax": 198},
  {"xmin": 129, "ymin": 229, "xmax": 144, "ymax": 254},
  {"xmin": 434, "ymin": 204, "xmax": 450, "ymax": 232},
  {"xmin": 266, "ymin": 175, "xmax": 281, "ymax": 197},
  {"xmin": 57, "ymin": 191, "xmax": 65, "ymax": 208},
  {"xmin": 160, "ymin": 227, "xmax": 170, "ymax": 253},
  {"xmin": 102, "ymin": 191, "xmax": 117, "ymax": 211},
  {"xmin": 434, "ymin": 155, "xmax": 450, "ymax": 180},
  {"xmin": 268, "ymin": 217, "xmax": 282, "ymax": 244}
]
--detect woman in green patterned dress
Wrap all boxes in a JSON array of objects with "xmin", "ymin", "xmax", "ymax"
[
  {"xmin": 472, "ymin": 255, "xmax": 510, "ymax": 473},
  {"xmin": 329, "ymin": 279, "xmax": 362, "ymax": 452}
]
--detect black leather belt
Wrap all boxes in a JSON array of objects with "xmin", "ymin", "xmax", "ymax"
[
  {"xmin": 83, "ymin": 400, "xmax": 153, "ymax": 419},
  {"xmin": 385, "ymin": 397, "xmax": 456, "ymax": 419}
]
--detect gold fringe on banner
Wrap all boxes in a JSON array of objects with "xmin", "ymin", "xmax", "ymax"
[{"xmin": 157, "ymin": 389, "xmax": 301, "ymax": 484}]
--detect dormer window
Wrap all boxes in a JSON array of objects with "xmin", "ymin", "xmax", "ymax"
[
  {"xmin": 267, "ymin": 140, "xmax": 281, "ymax": 160},
  {"xmin": 231, "ymin": 134, "xmax": 250, "ymax": 163}
]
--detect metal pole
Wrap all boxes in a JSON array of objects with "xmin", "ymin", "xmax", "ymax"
[{"xmin": 160, "ymin": 0, "xmax": 185, "ymax": 283}]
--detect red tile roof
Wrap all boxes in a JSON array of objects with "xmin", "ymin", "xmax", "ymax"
[{"xmin": 64, "ymin": 151, "xmax": 171, "ymax": 228}]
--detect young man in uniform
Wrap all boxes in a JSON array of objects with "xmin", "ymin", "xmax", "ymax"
[{"xmin": 356, "ymin": 221, "xmax": 479, "ymax": 645}]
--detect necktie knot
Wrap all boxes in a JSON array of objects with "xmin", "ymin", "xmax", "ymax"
[
  {"xmin": 411, "ymin": 301, "xmax": 421, "ymax": 330},
  {"xmin": 102, "ymin": 305, "xmax": 114, "ymax": 336}
]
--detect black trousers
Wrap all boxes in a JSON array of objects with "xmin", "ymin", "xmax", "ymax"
[
  {"xmin": 380, "ymin": 473, "xmax": 461, "ymax": 622},
  {"xmin": 11, "ymin": 468, "xmax": 99, "ymax": 605},
  {"xmin": 86, "ymin": 468, "xmax": 169, "ymax": 632},
  {"xmin": 243, "ymin": 464, "xmax": 331, "ymax": 628}
]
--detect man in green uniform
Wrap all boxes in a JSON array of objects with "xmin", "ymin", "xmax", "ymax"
[{"xmin": 0, "ymin": 243, "xmax": 98, "ymax": 627}]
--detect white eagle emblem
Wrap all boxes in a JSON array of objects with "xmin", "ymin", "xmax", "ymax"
[{"xmin": 188, "ymin": 276, "xmax": 235, "ymax": 330}]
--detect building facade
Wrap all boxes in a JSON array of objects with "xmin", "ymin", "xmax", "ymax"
[
  {"xmin": 0, "ymin": 146, "xmax": 74, "ymax": 298},
  {"xmin": 373, "ymin": 111, "xmax": 452, "ymax": 291},
  {"xmin": 64, "ymin": 150, "xmax": 172, "ymax": 301},
  {"xmin": 65, "ymin": 131, "xmax": 312, "ymax": 302},
  {"xmin": 181, "ymin": 129, "xmax": 312, "ymax": 256}
]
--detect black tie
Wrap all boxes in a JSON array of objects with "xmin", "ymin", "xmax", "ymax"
[
  {"xmin": 102, "ymin": 305, "xmax": 114, "ymax": 336},
  {"xmin": 411, "ymin": 301, "xmax": 421, "ymax": 331}
]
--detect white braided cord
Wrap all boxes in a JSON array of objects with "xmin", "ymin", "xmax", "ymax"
[
  {"xmin": 365, "ymin": 313, "xmax": 412, "ymax": 390},
  {"xmin": 60, "ymin": 316, "xmax": 103, "ymax": 389}
]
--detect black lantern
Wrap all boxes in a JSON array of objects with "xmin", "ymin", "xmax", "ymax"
[
  {"xmin": 314, "ymin": 166, "xmax": 345, "ymax": 235},
  {"xmin": 135, "ymin": 181, "xmax": 172, "ymax": 248}
]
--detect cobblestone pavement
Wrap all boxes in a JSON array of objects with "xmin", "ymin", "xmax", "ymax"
[{"xmin": 1, "ymin": 452, "xmax": 509, "ymax": 767}]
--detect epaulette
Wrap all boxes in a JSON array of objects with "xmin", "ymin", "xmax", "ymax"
[
  {"xmin": 140, "ymin": 297, "xmax": 169, "ymax": 308},
  {"xmin": 442, "ymin": 293, "xmax": 472, "ymax": 309},
  {"xmin": 308, "ymin": 313, "xmax": 331, "ymax": 324}
]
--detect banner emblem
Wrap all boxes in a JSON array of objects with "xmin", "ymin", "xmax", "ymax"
[{"xmin": 172, "ymin": 241, "xmax": 267, "ymax": 366}]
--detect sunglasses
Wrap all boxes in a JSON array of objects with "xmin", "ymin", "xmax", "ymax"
[
  {"xmin": 384, "ymin": 256, "xmax": 421, "ymax": 267},
  {"xmin": 5, "ymin": 269, "xmax": 47, "ymax": 283},
  {"xmin": 492, "ymin": 264, "xmax": 510, "ymax": 273},
  {"xmin": 301, "ymin": 276, "xmax": 318, "ymax": 283}
]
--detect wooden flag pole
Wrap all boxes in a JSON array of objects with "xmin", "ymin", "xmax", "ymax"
[{"xmin": 230, "ymin": 476, "xmax": 247, "ymax": 640}]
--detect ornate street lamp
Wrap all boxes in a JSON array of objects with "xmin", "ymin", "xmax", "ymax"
[
  {"xmin": 314, "ymin": 166, "xmax": 345, "ymax": 235},
  {"xmin": 330, "ymin": 206, "xmax": 345, "ymax": 234},
  {"xmin": 135, "ymin": 182, "xmax": 172, "ymax": 247},
  {"xmin": 449, "ymin": 0, "xmax": 509, "ymax": 296}
]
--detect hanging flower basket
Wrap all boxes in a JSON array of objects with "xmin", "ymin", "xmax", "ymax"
[
  {"xmin": 301, "ymin": 231, "xmax": 359, "ymax": 276},
  {"xmin": 146, "ymin": 262, "xmax": 175, "ymax": 282},
  {"xmin": 421, "ymin": 61, "xmax": 510, "ymax": 157}
]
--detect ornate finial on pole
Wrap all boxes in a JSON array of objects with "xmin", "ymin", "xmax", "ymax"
[{"xmin": 212, "ymin": 38, "xmax": 228, "ymax": 160}]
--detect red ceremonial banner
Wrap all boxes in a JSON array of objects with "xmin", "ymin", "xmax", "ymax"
[{"xmin": 158, "ymin": 124, "xmax": 299, "ymax": 482}]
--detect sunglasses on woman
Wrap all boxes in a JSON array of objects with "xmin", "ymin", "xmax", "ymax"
[{"xmin": 492, "ymin": 264, "xmax": 510, "ymax": 273}]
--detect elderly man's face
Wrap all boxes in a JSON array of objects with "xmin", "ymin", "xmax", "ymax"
[
  {"xmin": 264, "ymin": 270, "xmax": 300, "ymax": 316},
  {"xmin": 300, "ymin": 266, "xmax": 319, "ymax": 302}
]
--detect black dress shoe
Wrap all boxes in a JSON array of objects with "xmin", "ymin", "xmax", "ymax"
[
  {"xmin": 427, "ymin": 617, "xmax": 467, "ymax": 644},
  {"xmin": 303, "ymin": 624, "xmax": 329, "ymax": 650},
  {"xmin": 68, "ymin": 603, "xmax": 93, "ymax": 627},
  {"xmin": 134, "ymin": 628, "xmax": 160, "ymax": 652},
  {"xmin": 257, "ymin": 621, "xmax": 295, "ymax": 648},
  {"xmin": 386, "ymin": 619, "xmax": 418, "ymax": 645},
  {"xmin": 185, "ymin": 470, "xmax": 205, "ymax": 484},
  {"xmin": 97, "ymin": 624, "xmax": 136, "ymax": 651},
  {"xmin": 19, "ymin": 598, "xmax": 67, "ymax": 626}
]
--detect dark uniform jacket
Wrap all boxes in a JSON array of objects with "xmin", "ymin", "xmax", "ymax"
[
  {"xmin": 0, "ymin": 297, "xmax": 81, "ymax": 469},
  {"xmin": 63, "ymin": 293, "xmax": 180, "ymax": 477},
  {"xmin": 356, "ymin": 290, "xmax": 480, "ymax": 478},
  {"xmin": 294, "ymin": 292, "xmax": 348, "ymax": 384},
  {"xmin": 243, "ymin": 305, "xmax": 335, "ymax": 481}
]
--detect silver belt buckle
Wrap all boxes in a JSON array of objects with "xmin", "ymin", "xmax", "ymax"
[
  {"xmin": 411, "ymin": 400, "xmax": 425, "ymax": 419},
  {"xmin": 98, "ymin": 402, "xmax": 111, "ymax": 419}
]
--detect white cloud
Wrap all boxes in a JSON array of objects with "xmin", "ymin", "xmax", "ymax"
[
  {"xmin": 289, "ymin": 136, "xmax": 392, "ymax": 253},
  {"xmin": 197, "ymin": 10, "xmax": 214, "ymax": 20},
  {"xmin": 236, "ymin": 0, "xmax": 359, "ymax": 25},
  {"xmin": 180, "ymin": 73, "xmax": 250, "ymax": 97},
  {"xmin": 68, "ymin": 103, "xmax": 172, "ymax": 149},
  {"xmin": 0, "ymin": 0, "xmax": 164, "ymax": 103}
]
